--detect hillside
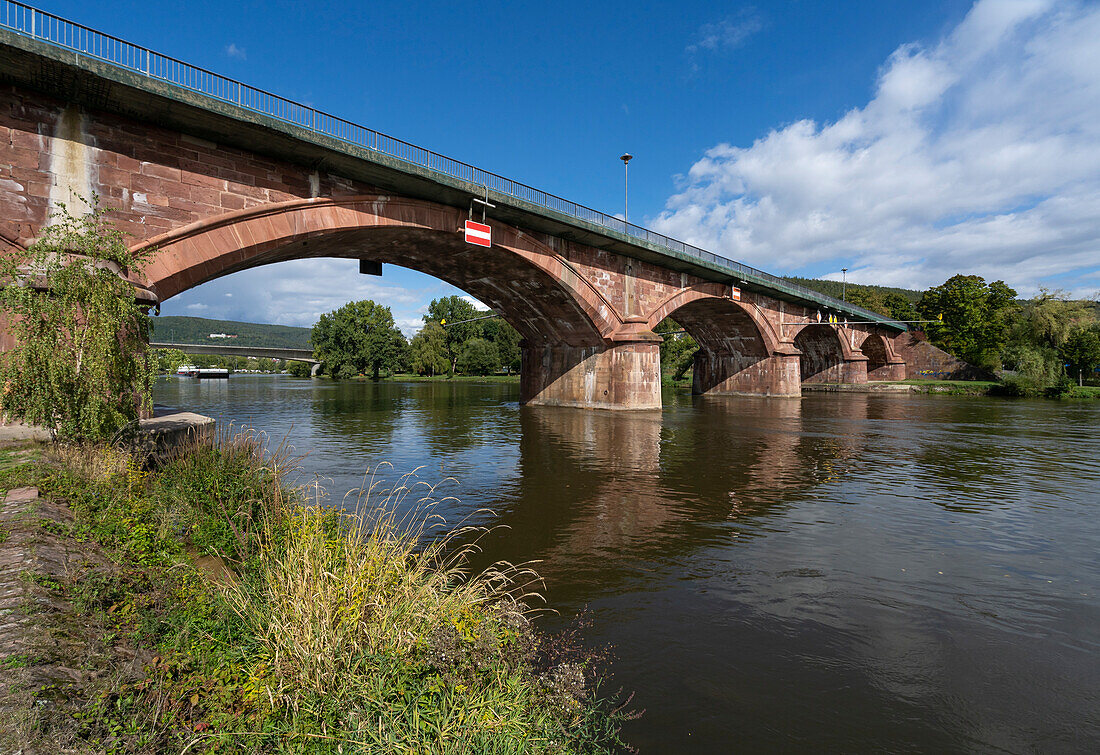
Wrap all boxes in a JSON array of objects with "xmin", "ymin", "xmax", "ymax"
[
  {"xmin": 785, "ymin": 277, "xmax": 923, "ymax": 304},
  {"xmin": 150, "ymin": 316, "xmax": 311, "ymax": 349}
]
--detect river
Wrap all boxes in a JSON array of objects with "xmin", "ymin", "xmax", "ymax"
[{"xmin": 153, "ymin": 376, "xmax": 1100, "ymax": 753}]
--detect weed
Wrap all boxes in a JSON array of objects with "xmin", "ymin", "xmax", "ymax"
[
  {"xmin": 0, "ymin": 653, "xmax": 34, "ymax": 669},
  {"xmin": 21, "ymin": 571, "xmax": 63, "ymax": 591}
]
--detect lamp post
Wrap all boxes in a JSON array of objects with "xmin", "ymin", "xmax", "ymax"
[
  {"xmin": 620, "ymin": 153, "xmax": 633, "ymax": 224},
  {"xmin": 841, "ymin": 268, "xmax": 848, "ymax": 301}
]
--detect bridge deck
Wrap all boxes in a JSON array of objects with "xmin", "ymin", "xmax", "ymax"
[{"xmin": 0, "ymin": 1, "xmax": 903, "ymax": 331}]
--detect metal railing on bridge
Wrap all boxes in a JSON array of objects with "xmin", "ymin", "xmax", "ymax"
[{"xmin": 0, "ymin": 1, "xmax": 901, "ymax": 329}]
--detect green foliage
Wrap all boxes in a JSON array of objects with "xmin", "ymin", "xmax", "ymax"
[
  {"xmin": 1007, "ymin": 289, "xmax": 1095, "ymax": 352},
  {"xmin": 312, "ymin": 299, "xmax": 408, "ymax": 380},
  {"xmin": 839, "ymin": 286, "xmax": 922, "ymax": 321},
  {"xmin": 655, "ymin": 319, "xmax": 697, "ymax": 380},
  {"xmin": 409, "ymin": 321, "xmax": 450, "ymax": 376},
  {"xmin": 884, "ymin": 292, "xmax": 918, "ymax": 322},
  {"xmin": 785, "ymin": 276, "xmax": 922, "ymax": 305},
  {"xmin": 482, "ymin": 317, "xmax": 522, "ymax": 373},
  {"xmin": 421, "ymin": 296, "xmax": 521, "ymax": 376},
  {"xmin": 151, "ymin": 348, "xmax": 187, "ymax": 374},
  {"xmin": 425, "ymin": 296, "xmax": 481, "ymax": 352},
  {"xmin": 286, "ymin": 360, "xmax": 313, "ymax": 378},
  {"xmin": 0, "ymin": 199, "xmax": 154, "ymax": 442},
  {"xmin": 424, "ymin": 295, "xmax": 481, "ymax": 374},
  {"xmin": 456, "ymin": 337, "xmax": 501, "ymax": 376},
  {"xmin": 843, "ymin": 285, "xmax": 888, "ymax": 315},
  {"xmin": 918, "ymin": 275, "xmax": 1018, "ymax": 370},
  {"xmin": 151, "ymin": 315, "xmax": 311, "ymax": 348},
  {"xmin": 1060, "ymin": 326, "xmax": 1100, "ymax": 386},
  {"xmin": 1, "ymin": 437, "xmax": 633, "ymax": 753}
]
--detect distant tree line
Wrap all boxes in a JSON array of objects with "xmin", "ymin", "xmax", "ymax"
[
  {"xmin": 153, "ymin": 348, "xmax": 285, "ymax": 374},
  {"xmin": 843, "ymin": 274, "xmax": 1099, "ymax": 392},
  {"xmin": 151, "ymin": 315, "xmax": 311, "ymax": 349}
]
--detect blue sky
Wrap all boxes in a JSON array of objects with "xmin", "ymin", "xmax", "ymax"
[{"xmin": 40, "ymin": 0, "xmax": 1100, "ymax": 332}]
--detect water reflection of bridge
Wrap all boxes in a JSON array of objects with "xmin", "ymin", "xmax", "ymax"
[{"xmin": 456, "ymin": 394, "xmax": 911, "ymax": 597}]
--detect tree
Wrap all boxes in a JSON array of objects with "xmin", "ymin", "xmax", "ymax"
[
  {"xmin": 286, "ymin": 360, "xmax": 313, "ymax": 378},
  {"xmin": 152, "ymin": 347, "xmax": 187, "ymax": 374},
  {"xmin": 424, "ymin": 296, "xmax": 482, "ymax": 373},
  {"xmin": 844, "ymin": 286, "xmax": 888, "ymax": 316},
  {"xmin": 918, "ymin": 275, "xmax": 1018, "ymax": 369},
  {"xmin": 456, "ymin": 337, "xmax": 500, "ymax": 376},
  {"xmin": 409, "ymin": 321, "xmax": 450, "ymax": 376},
  {"xmin": 1013, "ymin": 289, "xmax": 1094, "ymax": 350},
  {"xmin": 883, "ymin": 293, "xmax": 918, "ymax": 323},
  {"xmin": 312, "ymin": 300, "xmax": 408, "ymax": 379},
  {"xmin": 655, "ymin": 318, "xmax": 698, "ymax": 380},
  {"xmin": 482, "ymin": 318, "xmax": 522, "ymax": 373},
  {"xmin": 0, "ymin": 199, "xmax": 154, "ymax": 442},
  {"xmin": 1060, "ymin": 327, "xmax": 1100, "ymax": 386}
]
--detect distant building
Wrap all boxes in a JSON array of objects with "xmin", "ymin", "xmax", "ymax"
[{"xmin": 207, "ymin": 333, "xmax": 237, "ymax": 339}]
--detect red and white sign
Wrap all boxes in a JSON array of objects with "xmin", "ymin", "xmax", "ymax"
[
  {"xmin": 464, "ymin": 220, "xmax": 492, "ymax": 247},
  {"xmin": 730, "ymin": 285, "xmax": 741, "ymax": 301}
]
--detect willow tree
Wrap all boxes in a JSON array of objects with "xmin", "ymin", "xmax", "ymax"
[{"xmin": 0, "ymin": 200, "xmax": 155, "ymax": 441}]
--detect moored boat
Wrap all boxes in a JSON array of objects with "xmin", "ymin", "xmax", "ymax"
[{"xmin": 176, "ymin": 365, "xmax": 229, "ymax": 379}]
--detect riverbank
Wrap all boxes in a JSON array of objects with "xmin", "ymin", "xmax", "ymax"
[
  {"xmin": 803, "ymin": 379, "xmax": 1100, "ymax": 398},
  {"xmin": 0, "ymin": 434, "xmax": 630, "ymax": 753}
]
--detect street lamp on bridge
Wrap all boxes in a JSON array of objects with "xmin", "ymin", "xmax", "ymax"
[
  {"xmin": 841, "ymin": 268, "xmax": 848, "ymax": 301},
  {"xmin": 620, "ymin": 153, "xmax": 633, "ymax": 224}
]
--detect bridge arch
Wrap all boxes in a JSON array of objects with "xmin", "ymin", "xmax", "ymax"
[
  {"xmin": 645, "ymin": 285, "xmax": 799, "ymax": 396},
  {"xmin": 857, "ymin": 333, "xmax": 889, "ymax": 374},
  {"xmin": 135, "ymin": 196, "xmax": 623, "ymax": 348},
  {"xmin": 793, "ymin": 324, "xmax": 861, "ymax": 383},
  {"xmin": 135, "ymin": 195, "xmax": 669, "ymax": 409}
]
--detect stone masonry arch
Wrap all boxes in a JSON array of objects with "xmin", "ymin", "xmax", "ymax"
[
  {"xmin": 645, "ymin": 284, "xmax": 800, "ymax": 396},
  {"xmin": 136, "ymin": 196, "xmax": 620, "ymax": 347},
  {"xmin": 133, "ymin": 195, "xmax": 663, "ymax": 409},
  {"xmin": 855, "ymin": 332, "xmax": 907, "ymax": 381},
  {"xmin": 793, "ymin": 324, "xmax": 868, "ymax": 384}
]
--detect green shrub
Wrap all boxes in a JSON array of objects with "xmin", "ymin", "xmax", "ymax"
[
  {"xmin": 456, "ymin": 337, "xmax": 500, "ymax": 376},
  {"xmin": 286, "ymin": 360, "xmax": 313, "ymax": 378}
]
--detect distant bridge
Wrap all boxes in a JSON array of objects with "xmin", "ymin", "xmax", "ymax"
[{"xmin": 150, "ymin": 342, "xmax": 318, "ymax": 364}]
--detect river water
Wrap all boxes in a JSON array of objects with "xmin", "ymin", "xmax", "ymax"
[{"xmin": 153, "ymin": 376, "xmax": 1100, "ymax": 753}]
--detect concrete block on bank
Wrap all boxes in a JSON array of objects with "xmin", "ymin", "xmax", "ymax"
[{"xmin": 136, "ymin": 412, "xmax": 215, "ymax": 458}]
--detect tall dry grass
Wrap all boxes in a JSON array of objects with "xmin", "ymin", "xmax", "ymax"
[{"xmin": 225, "ymin": 472, "xmax": 535, "ymax": 701}]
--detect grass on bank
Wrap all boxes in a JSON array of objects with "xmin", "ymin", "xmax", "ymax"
[{"xmin": 0, "ymin": 433, "xmax": 633, "ymax": 753}]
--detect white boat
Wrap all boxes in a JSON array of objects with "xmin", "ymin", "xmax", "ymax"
[{"xmin": 176, "ymin": 365, "xmax": 229, "ymax": 379}]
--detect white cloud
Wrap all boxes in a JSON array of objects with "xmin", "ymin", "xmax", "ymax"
[
  {"xmin": 461, "ymin": 295, "xmax": 491, "ymax": 311},
  {"xmin": 687, "ymin": 9, "xmax": 764, "ymax": 55},
  {"xmin": 225, "ymin": 43, "xmax": 247, "ymax": 60},
  {"xmin": 656, "ymin": 0, "xmax": 1100, "ymax": 297},
  {"xmin": 160, "ymin": 259, "xmax": 436, "ymax": 336}
]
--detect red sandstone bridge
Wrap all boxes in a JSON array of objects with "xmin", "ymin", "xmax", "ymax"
[{"xmin": 0, "ymin": 2, "xmax": 960, "ymax": 409}]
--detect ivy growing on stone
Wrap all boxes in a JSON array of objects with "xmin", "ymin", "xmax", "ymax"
[{"xmin": 0, "ymin": 198, "xmax": 155, "ymax": 442}]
